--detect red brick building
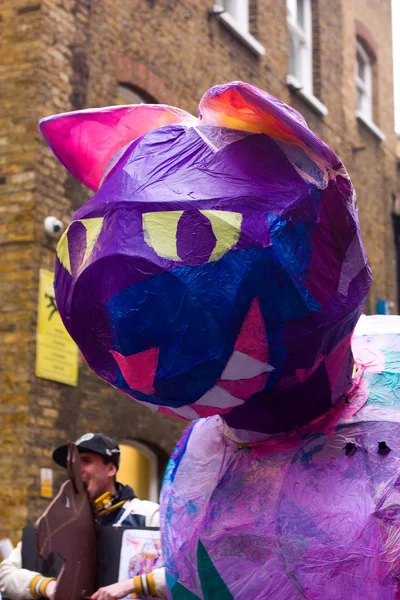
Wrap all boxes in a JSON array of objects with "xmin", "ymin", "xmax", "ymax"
[{"xmin": 0, "ymin": 0, "xmax": 398, "ymax": 543}]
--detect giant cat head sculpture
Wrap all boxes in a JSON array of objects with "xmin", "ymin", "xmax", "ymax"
[{"xmin": 40, "ymin": 82, "xmax": 371, "ymax": 435}]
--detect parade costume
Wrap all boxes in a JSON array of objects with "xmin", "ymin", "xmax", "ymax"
[{"xmin": 38, "ymin": 82, "xmax": 400, "ymax": 598}]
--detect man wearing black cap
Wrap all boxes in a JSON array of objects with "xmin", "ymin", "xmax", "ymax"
[
  {"xmin": 0, "ymin": 433, "xmax": 166, "ymax": 600},
  {"xmin": 52, "ymin": 433, "xmax": 144, "ymax": 527}
]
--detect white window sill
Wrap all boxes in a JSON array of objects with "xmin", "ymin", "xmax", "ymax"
[
  {"xmin": 212, "ymin": 5, "xmax": 265, "ymax": 57},
  {"xmin": 356, "ymin": 111, "xmax": 386, "ymax": 142},
  {"xmin": 286, "ymin": 74, "xmax": 328, "ymax": 117}
]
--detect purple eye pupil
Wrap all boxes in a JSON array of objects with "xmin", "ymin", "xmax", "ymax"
[
  {"xmin": 176, "ymin": 209, "xmax": 217, "ymax": 265},
  {"xmin": 68, "ymin": 221, "xmax": 87, "ymax": 277}
]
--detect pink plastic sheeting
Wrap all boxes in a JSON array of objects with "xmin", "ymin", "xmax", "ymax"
[{"xmin": 40, "ymin": 104, "xmax": 195, "ymax": 190}]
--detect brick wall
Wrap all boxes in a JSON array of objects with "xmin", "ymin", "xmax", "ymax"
[
  {"xmin": 341, "ymin": 0, "xmax": 397, "ymax": 313},
  {"xmin": 0, "ymin": 0, "xmax": 397, "ymax": 542},
  {"xmin": 0, "ymin": 0, "xmax": 42, "ymax": 541}
]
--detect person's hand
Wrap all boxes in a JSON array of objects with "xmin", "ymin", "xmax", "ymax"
[
  {"xmin": 45, "ymin": 579, "xmax": 57, "ymax": 600},
  {"xmin": 90, "ymin": 579, "xmax": 137, "ymax": 600}
]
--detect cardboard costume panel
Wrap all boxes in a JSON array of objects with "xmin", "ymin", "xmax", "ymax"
[
  {"xmin": 21, "ymin": 528, "xmax": 63, "ymax": 580},
  {"xmin": 22, "ymin": 526, "xmax": 162, "ymax": 598},
  {"xmin": 35, "ymin": 444, "xmax": 96, "ymax": 600}
]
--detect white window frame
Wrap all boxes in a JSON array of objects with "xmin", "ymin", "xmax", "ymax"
[
  {"xmin": 355, "ymin": 41, "xmax": 372, "ymax": 122},
  {"xmin": 354, "ymin": 41, "xmax": 385, "ymax": 141},
  {"xmin": 287, "ymin": 0, "xmax": 313, "ymax": 94},
  {"xmin": 223, "ymin": 0, "xmax": 249, "ymax": 34},
  {"xmin": 212, "ymin": 3, "xmax": 265, "ymax": 56},
  {"xmin": 285, "ymin": 0, "xmax": 327, "ymax": 116}
]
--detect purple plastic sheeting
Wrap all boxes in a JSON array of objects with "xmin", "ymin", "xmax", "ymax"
[
  {"xmin": 39, "ymin": 82, "xmax": 372, "ymax": 435},
  {"xmin": 161, "ymin": 316, "xmax": 400, "ymax": 599}
]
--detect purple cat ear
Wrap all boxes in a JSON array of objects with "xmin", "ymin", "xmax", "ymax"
[{"xmin": 39, "ymin": 104, "xmax": 195, "ymax": 191}]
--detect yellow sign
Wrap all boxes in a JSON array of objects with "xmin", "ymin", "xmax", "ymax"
[
  {"xmin": 35, "ymin": 268, "xmax": 79, "ymax": 386},
  {"xmin": 40, "ymin": 468, "xmax": 53, "ymax": 498}
]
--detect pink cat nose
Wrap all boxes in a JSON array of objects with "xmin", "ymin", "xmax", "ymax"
[{"xmin": 110, "ymin": 347, "xmax": 160, "ymax": 394}]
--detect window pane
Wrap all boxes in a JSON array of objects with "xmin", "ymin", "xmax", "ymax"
[
  {"xmin": 357, "ymin": 88, "xmax": 364, "ymax": 112},
  {"xmin": 224, "ymin": 0, "xmax": 249, "ymax": 32},
  {"xmin": 355, "ymin": 43, "xmax": 372, "ymax": 120},
  {"xmin": 297, "ymin": 0, "xmax": 305, "ymax": 28},
  {"xmin": 288, "ymin": 0, "xmax": 312, "ymax": 92},
  {"xmin": 357, "ymin": 53, "xmax": 365, "ymax": 81},
  {"xmin": 224, "ymin": 0, "xmax": 235, "ymax": 15},
  {"xmin": 287, "ymin": 0, "xmax": 296, "ymax": 21},
  {"xmin": 289, "ymin": 35, "xmax": 297, "ymax": 78}
]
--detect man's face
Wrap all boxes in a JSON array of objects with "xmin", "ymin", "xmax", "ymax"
[{"xmin": 79, "ymin": 451, "xmax": 116, "ymax": 500}]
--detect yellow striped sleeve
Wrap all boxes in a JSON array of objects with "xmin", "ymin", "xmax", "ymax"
[
  {"xmin": 39, "ymin": 577, "xmax": 55, "ymax": 598},
  {"xmin": 28, "ymin": 575, "xmax": 42, "ymax": 599},
  {"xmin": 133, "ymin": 575, "xmax": 143, "ymax": 596},
  {"xmin": 147, "ymin": 572, "xmax": 157, "ymax": 596}
]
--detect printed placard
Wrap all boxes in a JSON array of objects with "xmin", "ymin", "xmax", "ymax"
[
  {"xmin": 35, "ymin": 268, "xmax": 79, "ymax": 386},
  {"xmin": 118, "ymin": 529, "xmax": 163, "ymax": 599}
]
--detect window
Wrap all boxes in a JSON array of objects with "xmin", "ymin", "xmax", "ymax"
[
  {"xmin": 354, "ymin": 37, "xmax": 385, "ymax": 140},
  {"xmin": 223, "ymin": 0, "xmax": 249, "ymax": 33},
  {"xmin": 356, "ymin": 41, "xmax": 372, "ymax": 121},
  {"xmin": 118, "ymin": 441, "xmax": 159, "ymax": 502},
  {"xmin": 287, "ymin": 0, "xmax": 313, "ymax": 93},
  {"xmin": 286, "ymin": 0, "xmax": 327, "ymax": 116},
  {"xmin": 212, "ymin": 2, "xmax": 265, "ymax": 56}
]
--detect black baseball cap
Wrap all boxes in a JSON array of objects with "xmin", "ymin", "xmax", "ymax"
[{"xmin": 52, "ymin": 433, "xmax": 121, "ymax": 469}]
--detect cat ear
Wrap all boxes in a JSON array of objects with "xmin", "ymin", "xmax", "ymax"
[
  {"xmin": 39, "ymin": 104, "xmax": 195, "ymax": 191},
  {"xmin": 198, "ymin": 82, "xmax": 337, "ymax": 177}
]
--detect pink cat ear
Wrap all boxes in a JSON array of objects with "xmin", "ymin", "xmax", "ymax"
[{"xmin": 39, "ymin": 104, "xmax": 195, "ymax": 191}]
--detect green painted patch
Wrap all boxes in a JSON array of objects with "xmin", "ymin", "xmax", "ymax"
[
  {"xmin": 197, "ymin": 541, "xmax": 234, "ymax": 600},
  {"xmin": 166, "ymin": 541, "xmax": 233, "ymax": 600}
]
